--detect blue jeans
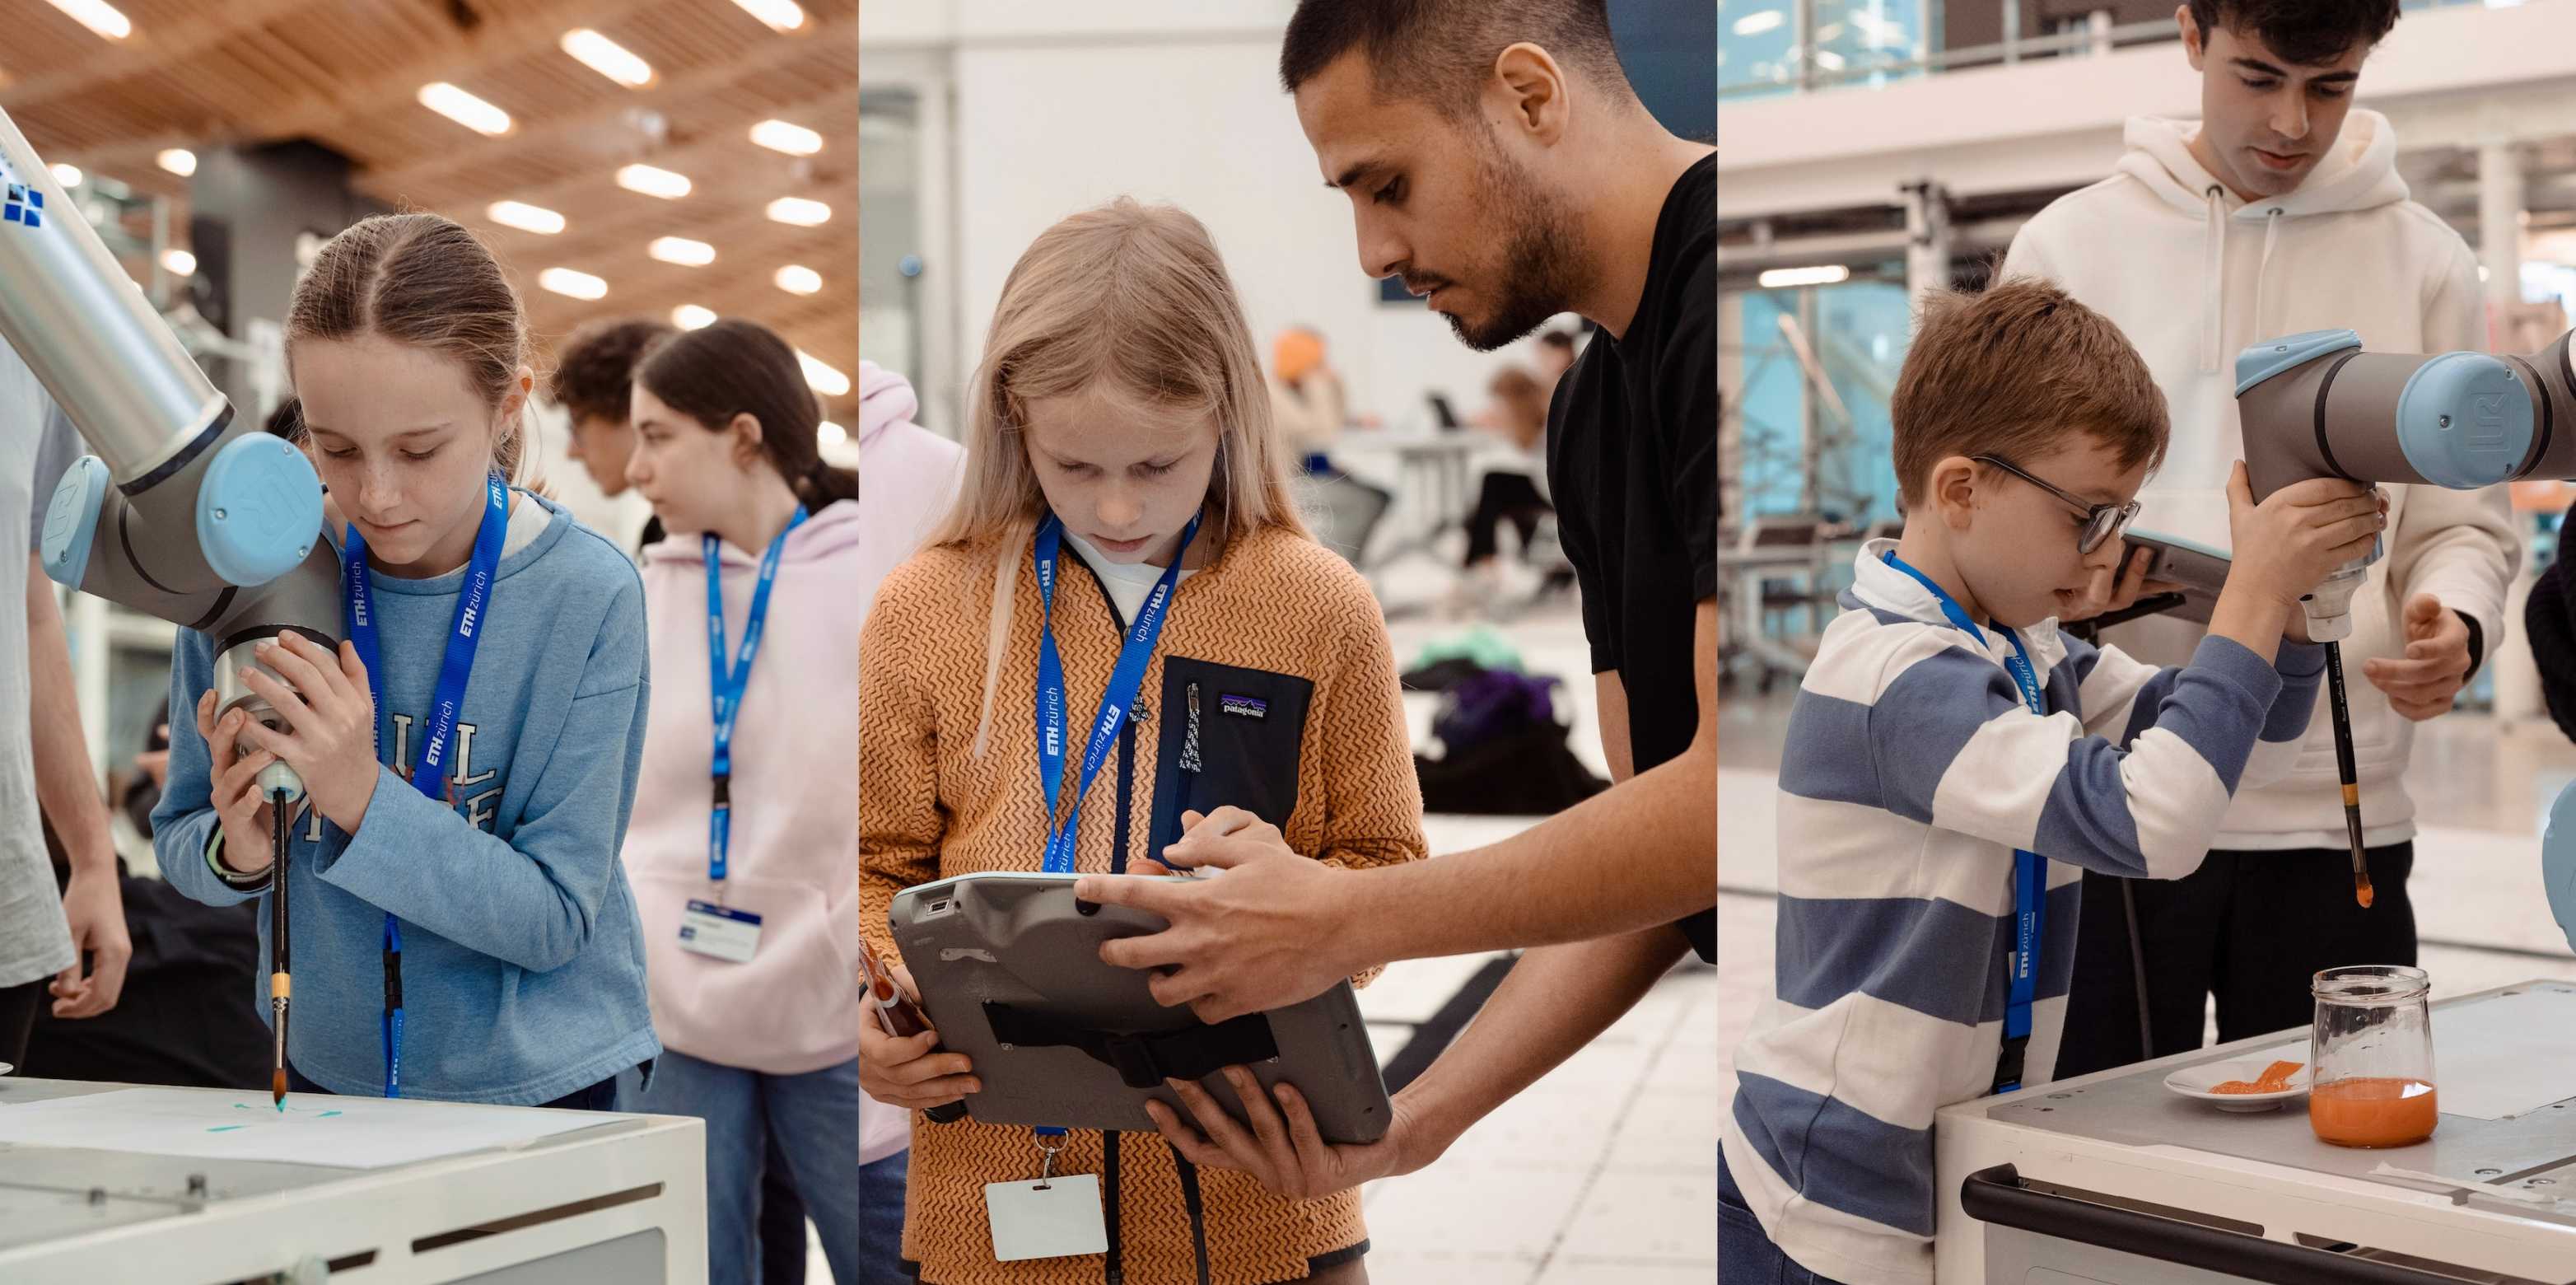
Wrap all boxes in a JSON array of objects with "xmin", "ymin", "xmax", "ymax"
[
  {"xmin": 857, "ymin": 1149, "xmax": 910, "ymax": 1285},
  {"xmin": 1720, "ymin": 1152, "xmax": 1850, "ymax": 1285},
  {"xmin": 642, "ymin": 1049, "xmax": 861, "ymax": 1285}
]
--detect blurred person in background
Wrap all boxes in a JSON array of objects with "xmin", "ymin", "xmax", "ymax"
[
  {"xmin": 623, "ymin": 319, "xmax": 865, "ymax": 1285},
  {"xmin": 555, "ymin": 316, "xmax": 678, "ymax": 552}
]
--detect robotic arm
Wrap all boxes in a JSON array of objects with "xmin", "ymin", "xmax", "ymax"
[
  {"xmin": 1, "ymin": 105, "xmax": 338, "ymax": 803},
  {"xmin": 2235, "ymin": 324, "xmax": 2576, "ymax": 948},
  {"xmin": 2236, "ymin": 325, "xmax": 2576, "ymax": 637}
]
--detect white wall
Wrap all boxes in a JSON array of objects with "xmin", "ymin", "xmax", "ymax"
[{"xmin": 925, "ymin": 12, "xmax": 1568, "ymax": 444}]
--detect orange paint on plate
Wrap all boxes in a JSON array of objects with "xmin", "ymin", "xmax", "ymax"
[
  {"xmin": 2310, "ymin": 1077, "xmax": 2438, "ymax": 1147},
  {"xmin": 2210, "ymin": 1060, "xmax": 2304, "ymax": 1094}
]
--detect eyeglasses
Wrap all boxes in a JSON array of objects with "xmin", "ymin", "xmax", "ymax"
[{"xmin": 1972, "ymin": 455, "xmax": 2140, "ymax": 554}]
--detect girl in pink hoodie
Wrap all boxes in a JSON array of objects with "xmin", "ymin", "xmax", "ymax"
[{"xmin": 619, "ymin": 319, "xmax": 873, "ymax": 1284}]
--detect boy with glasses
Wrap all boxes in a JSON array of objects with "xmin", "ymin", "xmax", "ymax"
[{"xmin": 1720, "ymin": 278, "xmax": 2382, "ymax": 1285}]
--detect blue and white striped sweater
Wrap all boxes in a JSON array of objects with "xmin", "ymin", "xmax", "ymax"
[{"xmin": 1721, "ymin": 540, "xmax": 2324, "ymax": 1285}]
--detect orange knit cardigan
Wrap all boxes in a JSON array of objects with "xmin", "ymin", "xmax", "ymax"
[{"xmin": 859, "ymin": 522, "xmax": 1428, "ymax": 1285}]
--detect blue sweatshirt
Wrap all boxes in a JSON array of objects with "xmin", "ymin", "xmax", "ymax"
[{"xmin": 160, "ymin": 493, "xmax": 660, "ymax": 1105}]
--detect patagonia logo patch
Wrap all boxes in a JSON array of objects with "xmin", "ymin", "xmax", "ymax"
[{"xmin": 1219, "ymin": 694, "xmax": 1267, "ymax": 720}]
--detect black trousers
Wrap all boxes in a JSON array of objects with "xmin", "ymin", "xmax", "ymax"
[
  {"xmin": 2056, "ymin": 843, "xmax": 2419, "ymax": 1080},
  {"xmin": 1462, "ymin": 472, "xmax": 1549, "ymax": 567}
]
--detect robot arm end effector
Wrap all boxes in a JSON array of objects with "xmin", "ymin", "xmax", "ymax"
[{"xmin": 2234, "ymin": 325, "xmax": 2576, "ymax": 638}]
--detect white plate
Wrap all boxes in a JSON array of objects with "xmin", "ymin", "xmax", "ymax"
[{"xmin": 2166, "ymin": 1053, "xmax": 2312, "ymax": 1112}]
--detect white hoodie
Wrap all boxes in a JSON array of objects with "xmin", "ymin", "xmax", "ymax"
[{"xmin": 2003, "ymin": 109, "xmax": 2517, "ymax": 850}]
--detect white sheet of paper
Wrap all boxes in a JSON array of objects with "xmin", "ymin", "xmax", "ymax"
[
  {"xmin": 0, "ymin": 1086, "xmax": 607, "ymax": 1169},
  {"xmin": 2428, "ymin": 987, "xmax": 2576, "ymax": 1121}
]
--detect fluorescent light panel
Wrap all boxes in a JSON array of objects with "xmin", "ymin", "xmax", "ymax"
[
  {"xmin": 616, "ymin": 164, "xmax": 692, "ymax": 199},
  {"xmin": 539, "ymin": 267, "xmax": 608, "ymax": 301},
  {"xmin": 560, "ymin": 29, "xmax": 654, "ymax": 87},
  {"xmin": 796, "ymin": 349, "xmax": 848, "ymax": 396},
  {"xmin": 44, "ymin": 0, "xmax": 130, "ymax": 40},
  {"xmin": 1757, "ymin": 265, "xmax": 1851, "ymax": 289},
  {"xmin": 418, "ymin": 82, "xmax": 512, "ymax": 136},
  {"xmin": 486, "ymin": 201, "xmax": 566, "ymax": 235},
  {"xmin": 749, "ymin": 119, "xmax": 822, "ymax": 156},
  {"xmin": 731, "ymin": 0, "xmax": 805, "ymax": 33},
  {"xmin": 766, "ymin": 197, "xmax": 831, "ymax": 227},
  {"xmin": 649, "ymin": 236, "xmax": 716, "ymax": 267}
]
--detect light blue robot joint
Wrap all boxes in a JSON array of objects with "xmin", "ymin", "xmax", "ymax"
[
  {"xmin": 39, "ymin": 456, "xmax": 108, "ymax": 590},
  {"xmin": 2394, "ymin": 352, "xmax": 2533, "ymax": 490},
  {"xmin": 197, "ymin": 434, "xmax": 324, "ymax": 587}
]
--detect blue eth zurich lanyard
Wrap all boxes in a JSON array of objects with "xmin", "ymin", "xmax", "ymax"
[
  {"xmin": 343, "ymin": 472, "xmax": 510, "ymax": 1099},
  {"xmin": 1878, "ymin": 551, "xmax": 2047, "ymax": 1096},
  {"xmin": 1029, "ymin": 511, "xmax": 1197, "ymax": 1141},
  {"xmin": 704, "ymin": 507, "xmax": 806, "ymax": 882}
]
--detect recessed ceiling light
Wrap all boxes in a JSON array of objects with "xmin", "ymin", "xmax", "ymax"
[
  {"xmin": 156, "ymin": 149, "xmax": 197, "ymax": 177},
  {"xmin": 1756, "ymin": 264, "xmax": 1851, "ymax": 289},
  {"xmin": 49, "ymin": 164, "xmax": 83, "ymax": 188},
  {"xmin": 819, "ymin": 420, "xmax": 847, "ymax": 447},
  {"xmin": 766, "ymin": 197, "xmax": 832, "ymax": 227},
  {"xmin": 560, "ymin": 29, "xmax": 654, "ymax": 88},
  {"xmin": 539, "ymin": 268, "xmax": 609, "ymax": 301},
  {"xmin": 486, "ymin": 201, "xmax": 566, "ymax": 235},
  {"xmin": 773, "ymin": 264, "xmax": 821, "ymax": 296},
  {"xmin": 44, "ymin": 0, "xmax": 130, "ymax": 41},
  {"xmin": 649, "ymin": 236, "xmax": 716, "ymax": 267},
  {"xmin": 161, "ymin": 249, "xmax": 196, "ymax": 276},
  {"xmin": 418, "ymin": 82, "xmax": 513, "ymax": 136},
  {"xmin": 616, "ymin": 164, "xmax": 692, "ymax": 200},
  {"xmin": 749, "ymin": 119, "xmax": 823, "ymax": 157},
  {"xmin": 796, "ymin": 349, "xmax": 848, "ymax": 396},
  {"xmin": 672, "ymin": 304, "xmax": 716, "ymax": 330},
  {"xmin": 730, "ymin": 0, "xmax": 805, "ymax": 34}
]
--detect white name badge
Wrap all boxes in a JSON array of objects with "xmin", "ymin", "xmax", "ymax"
[
  {"xmin": 985, "ymin": 1175, "xmax": 1109, "ymax": 1262},
  {"xmin": 678, "ymin": 900, "xmax": 762, "ymax": 963}
]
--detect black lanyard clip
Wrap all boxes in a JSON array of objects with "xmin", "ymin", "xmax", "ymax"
[
  {"xmin": 712, "ymin": 772, "xmax": 732, "ymax": 811},
  {"xmin": 1991, "ymin": 1034, "xmax": 2029, "ymax": 1096}
]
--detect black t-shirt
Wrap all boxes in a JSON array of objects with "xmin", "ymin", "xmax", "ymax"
[{"xmin": 1547, "ymin": 153, "xmax": 1717, "ymax": 964}]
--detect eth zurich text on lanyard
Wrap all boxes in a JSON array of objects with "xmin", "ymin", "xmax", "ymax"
[
  {"xmin": 1029, "ymin": 511, "xmax": 1199, "ymax": 1142},
  {"xmin": 344, "ymin": 473, "xmax": 510, "ymax": 1099},
  {"xmin": 706, "ymin": 507, "xmax": 806, "ymax": 885},
  {"xmin": 1878, "ymin": 551, "xmax": 2046, "ymax": 1095}
]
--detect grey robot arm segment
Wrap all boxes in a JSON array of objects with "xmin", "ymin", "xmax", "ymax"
[{"xmin": 1, "ymin": 104, "xmax": 341, "ymax": 800}]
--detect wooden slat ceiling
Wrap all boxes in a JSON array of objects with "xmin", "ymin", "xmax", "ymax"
[{"xmin": 0, "ymin": 0, "xmax": 858, "ymax": 417}]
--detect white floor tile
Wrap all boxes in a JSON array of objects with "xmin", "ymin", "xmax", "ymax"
[
  {"xmin": 1535, "ymin": 1259, "xmax": 1724, "ymax": 1284},
  {"xmin": 1551, "ymin": 1168, "xmax": 1720, "ymax": 1264},
  {"xmin": 1360, "ymin": 1250, "xmax": 1546, "ymax": 1284},
  {"xmin": 1360, "ymin": 1162, "xmax": 1590, "ymax": 1257},
  {"xmin": 1602, "ymin": 1090, "xmax": 1723, "ymax": 1174}
]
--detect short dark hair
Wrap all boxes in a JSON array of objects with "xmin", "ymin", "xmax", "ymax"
[
  {"xmin": 1281, "ymin": 0, "xmax": 1626, "ymax": 114},
  {"xmin": 2186, "ymin": 0, "xmax": 2400, "ymax": 65},
  {"xmin": 1538, "ymin": 329, "xmax": 1576, "ymax": 353},
  {"xmin": 549, "ymin": 316, "xmax": 676, "ymax": 427},
  {"xmin": 1892, "ymin": 278, "xmax": 2168, "ymax": 507}
]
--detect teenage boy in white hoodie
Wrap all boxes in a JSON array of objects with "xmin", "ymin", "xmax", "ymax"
[{"xmin": 2003, "ymin": 0, "xmax": 2519, "ymax": 1078}]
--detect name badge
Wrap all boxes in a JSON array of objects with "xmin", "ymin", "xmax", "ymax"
[
  {"xmin": 986, "ymin": 1175, "xmax": 1108, "ymax": 1261},
  {"xmin": 679, "ymin": 900, "xmax": 763, "ymax": 963}
]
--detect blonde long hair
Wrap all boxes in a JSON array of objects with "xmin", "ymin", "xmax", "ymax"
[{"xmin": 932, "ymin": 198, "xmax": 1309, "ymax": 755}]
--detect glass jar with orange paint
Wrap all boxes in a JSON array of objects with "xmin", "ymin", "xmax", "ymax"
[{"xmin": 2308, "ymin": 965, "xmax": 2438, "ymax": 1148}]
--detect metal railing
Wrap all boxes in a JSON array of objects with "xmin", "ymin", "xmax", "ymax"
[{"xmin": 1720, "ymin": 0, "xmax": 2518, "ymax": 100}]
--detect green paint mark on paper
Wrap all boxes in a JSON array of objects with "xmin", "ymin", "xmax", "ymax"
[
  {"xmin": 319, "ymin": 1110, "xmax": 342, "ymax": 1118},
  {"xmin": 208, "ymin": 1125, "xmax": 246, "ymax": 1133}
]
